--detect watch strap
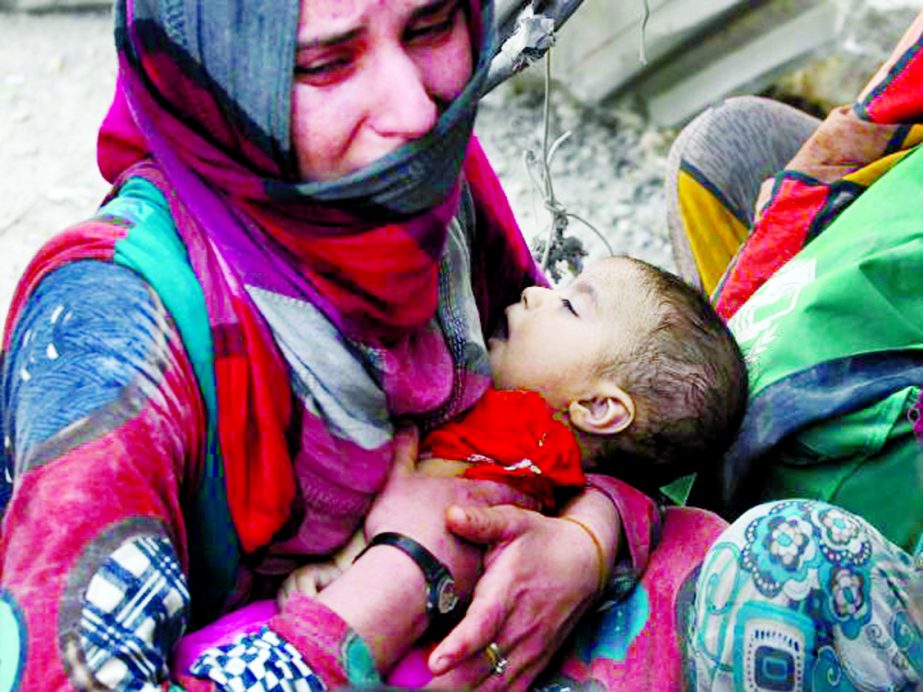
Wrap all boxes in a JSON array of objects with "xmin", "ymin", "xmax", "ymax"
[{"xmin": 355, "ymin": 532, "xmax": 459, "ymax": 624}]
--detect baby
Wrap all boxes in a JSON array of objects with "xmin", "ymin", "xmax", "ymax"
[{"xmin": 280, "ymin": 255, "xmax": 748, "ymax": 600}]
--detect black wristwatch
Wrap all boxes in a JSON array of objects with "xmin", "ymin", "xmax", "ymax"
[{"xmin": 356, "ymin": 532, "xmax": 459, "ymax": 629}]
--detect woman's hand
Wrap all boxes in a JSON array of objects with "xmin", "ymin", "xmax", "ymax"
[
  {"xmin": 426, "ymin": 489, "xmax": 621, "ymax": 690},
  {"xmin": 364, "ymin": 426, "xmax": 539, "ymax": 598}
]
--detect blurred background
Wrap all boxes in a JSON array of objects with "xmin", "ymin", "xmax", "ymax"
[{"xmin": 0, "ymin": 0, "xmax": 919, "ymax": 317}]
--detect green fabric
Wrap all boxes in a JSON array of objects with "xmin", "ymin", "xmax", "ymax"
[
  {"xmin": 730, "ymin": 146, "xmax": 923, "ymax": 394},
  {"xmin": 660, "ymin": 473, "xmax": 695, "ymax": 506},
  {"xmin": 101, "ymin": 177, "xmax": 240, "ymax": 626},
  {"xmin": 729, "ymin": 146, "xmax": 923, "ymax": 552},
  {"xmin": 761, "ymin": 387, "xmax": 920, "ymax": 551},
  {"xmin": 106, "ymin": 177, "xmax": 217, "ymax": 421}
]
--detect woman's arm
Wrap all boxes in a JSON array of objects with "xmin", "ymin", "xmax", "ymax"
[
  {"xmin": 0, "ymin": 264, "xmax": 453, "ymax": 691},
  {"xmin": 314, "ymin": 542, "xmax": 432, "ymax": 663},
  {"xmin": 0, "ymin": 262, "xmax": 205, "ymax": 690},
  {"xmin": 183, "ymin": 505, "xmax": 472, "ymax": 690},
  {"xmin": 181, "ymin": 426, "xmax": 538, "ymax": 690}
]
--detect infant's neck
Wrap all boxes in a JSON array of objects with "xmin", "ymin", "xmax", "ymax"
[{"xmin": 573, "ymin": 428, "xmax": 605, "ymax": 471}]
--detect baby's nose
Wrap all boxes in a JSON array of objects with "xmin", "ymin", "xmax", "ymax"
[{"xmin": 521, "ymin": 285, "xmax": 550, "ymax": 309}]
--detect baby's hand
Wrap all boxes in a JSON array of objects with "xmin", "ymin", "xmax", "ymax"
[
  {"xmin": 277, "ymin": 530, "xmax": 368, "ymax": 609},
  {"xmin": 277, "ymin": 561, "xmax": 344, "ymax": 608}
]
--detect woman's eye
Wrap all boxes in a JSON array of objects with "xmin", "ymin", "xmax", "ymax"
[
  {"xmin": 562, "ymin": 298, "xmax": 579, "ymax": 316},
  {"xmin": 405, "ymin": 2, "xmax": 460, "ymax": 43},
  {"xmin": 294, "ymin": 56, "xmax": 354, "ymax": 85},
  {"xmin": 405, "ymin": 18, "xmax": 453, "ymax": 42}
]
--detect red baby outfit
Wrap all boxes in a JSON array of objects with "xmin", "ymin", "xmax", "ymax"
[{"xmin": 421, "ymin": 388, "xmax": 586, "ymax": 510}]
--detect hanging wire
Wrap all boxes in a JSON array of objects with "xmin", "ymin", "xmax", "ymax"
[
  {"xmin": 539, "ymin": 50, "xmax": 559, "ymax": 269},
  {"xmin": 566, "ymin": 212, "xmax": 615, "ymax": 255},
  {"xmin": 639, "ymin": 0, "xmax": 651, "ymax": 65},
  {"xmin": 527, "ymin": 44, "xmax": 613, "ymax": 278}
]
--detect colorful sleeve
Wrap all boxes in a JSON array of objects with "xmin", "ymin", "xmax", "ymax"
[
  {"xmin": 167, "ymin": 592, "xmax": 382, "ymax": 691},
  {"xmin": 584, "ymin": 475, "xmax": 663, "ymax": 601},
  {"xmin": 0, "ymin": 261, "xmax": 387, "ymax": 691},
  {"xmin": 714, "ymin": 14, "xmax": 923, "ymax": 318},
  {"xmin": 175, "ymin": 593, "xmax": 380, "ymax": 691},
  {"xmin": 0, "ymin": 260, "xmax": 206, "ymax": 690}
]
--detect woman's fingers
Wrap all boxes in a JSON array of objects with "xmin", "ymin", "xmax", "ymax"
[
  {"xmin": 480, "ymin": 635, "xmax": 548, "ymax": 692},
  {"xmin": 429, "ymin": 505, "xmax": 542, "ymax": 684},
  {"xmin": 428, "ymin": 611, "xmax": 543, "ymax": 691},
  {"xmin": 444, "ymin": 503, "xmax": 530, "ymax": 546},
  {"xmin": 430, "ymin": 505, "xmax": 604, "ymax": 689},
  {"xmin": 428, "ymin": 582, "xmax": 509, "ymax": 677},
  {"xmin": 425, "ymin": 642, "xmax": 499, "ymax": 689},
  {"xmin": 427, "ymin": 643, "xmax": 513, "ymax": 690}
]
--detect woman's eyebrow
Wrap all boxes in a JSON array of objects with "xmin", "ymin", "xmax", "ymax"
[
  {"xmin": 411, "ymin": 0, "xmax": 459, "ymax": 21},
  {"xmin": 297, "ymin": 27, "xmax": 362, "ymax": 51},
  {"xmin": 297, "ymin": 0, "xmax": 457, "ymax": 51}
]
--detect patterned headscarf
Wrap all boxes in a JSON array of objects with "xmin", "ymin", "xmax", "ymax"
[
  {"xmin": 108, "ymin": 0, "xmax": 494, "ymax": 341},
  {"xmin": 84, "ymin": 0, "xmax": 542, "ymax": 559}
]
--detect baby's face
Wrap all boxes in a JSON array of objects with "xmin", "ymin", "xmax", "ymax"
[{"xmin": 488, "ymin": 257, "xmax": 652, "ymax": 408}]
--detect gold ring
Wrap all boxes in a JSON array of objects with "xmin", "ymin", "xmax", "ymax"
[{"xmin": 484, "ymin": 641, "xmax": 509, "ymax": 676}]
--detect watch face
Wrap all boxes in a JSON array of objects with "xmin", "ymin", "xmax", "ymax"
[{"xmin": 436, "ymin": 576, "xmax": 459, "ymax": 615}]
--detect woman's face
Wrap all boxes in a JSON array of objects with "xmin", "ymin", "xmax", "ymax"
[{"xmin": 292, "ymin": 0, "xmax": 474, "ymax": 182}]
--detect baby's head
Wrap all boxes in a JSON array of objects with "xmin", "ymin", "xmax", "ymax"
[{"xmin": 488, "ymin": 256, "xmax": 747, "ymax": 491}]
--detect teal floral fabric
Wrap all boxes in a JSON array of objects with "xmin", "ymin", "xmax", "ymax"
[{"xmin": 687, "ymin": 500, "xmax": 922, "ymax": 690}]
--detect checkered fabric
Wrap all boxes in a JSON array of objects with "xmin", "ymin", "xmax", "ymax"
[
  {"xmin": 80, "ymin": 534, "xmax": 190, "ymax": 688},
  {"xmin": 190, "ymin": 627, "xmax": 326, "ymax": 691}
]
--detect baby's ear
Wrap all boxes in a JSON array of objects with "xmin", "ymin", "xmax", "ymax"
[{"xmin": 568, "ymin": 383, "xmax": 635, "ymax": 436}]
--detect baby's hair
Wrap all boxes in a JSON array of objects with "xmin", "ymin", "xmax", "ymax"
[{"xmin": 594, "ymin": 257, "xmax": 748, "ymax": 493}]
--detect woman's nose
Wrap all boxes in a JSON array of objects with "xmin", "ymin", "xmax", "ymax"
[
  {"xmin": 369, "ymin": 48, "xmax": 438, "ymax": 140},
  {"xmin": 521, "ymin": 285, "xmax": 551, "ymax": 309}
]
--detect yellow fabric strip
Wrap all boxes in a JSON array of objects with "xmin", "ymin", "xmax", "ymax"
[
  {"xmin": 844, "ymin": 148, "xmax": 911, "ymax": 186},
  {"xmin": 677, "ymin": 170, "xmax": 749, "ymax": 295},
  {"xmin": 843, "ymin": 136, "xmax": 921, "ymax": 187},
  {"xmin": 902, "ymin": 124, "xmax": 923, "ymax": 148}
]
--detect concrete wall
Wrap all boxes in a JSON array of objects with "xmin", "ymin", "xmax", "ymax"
[
  {"xmin": 512, "ymin": 0, "xmax": 843, "ymax": 125},
  {"xmin": 506, "ymin": 0, "xmax": 918, "ymax": 125},
  {"xmin": 6, "ymin": 0, "xmax": 917, "ymax": 126},
  {"xmin": 1, "ymin": 0, "xmax": 108, "ymax": 10}
]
